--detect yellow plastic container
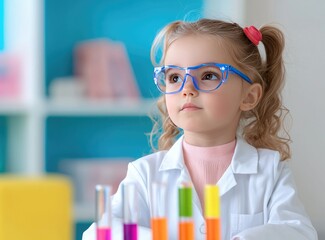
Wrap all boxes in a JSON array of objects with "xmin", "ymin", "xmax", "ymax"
[{"xmin": 0, "ymin": 174, "xmax": 73, "ymax": 240}]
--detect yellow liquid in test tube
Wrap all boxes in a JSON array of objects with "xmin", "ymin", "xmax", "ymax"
[{"xmin": 205, "ymin": 185, "xmax": 221, "ymax": 240}]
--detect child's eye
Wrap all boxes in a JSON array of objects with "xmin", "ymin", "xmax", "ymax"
[
  {"xmin": 202, "ymin": 72, "xmax": 221, "ymax": 81},
  {"xmin": 167, "ymin": 74, "xmax": 183, "ymax": 83}
]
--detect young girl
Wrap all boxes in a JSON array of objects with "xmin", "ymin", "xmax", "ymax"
[{"xmin": 83, "ymin": 18, "xmax": 318, "ymax": 240}]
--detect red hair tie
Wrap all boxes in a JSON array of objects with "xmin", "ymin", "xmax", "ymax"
[{"xmin": 243, "ymin": 26, "xmax": 262, "ymax": 46}]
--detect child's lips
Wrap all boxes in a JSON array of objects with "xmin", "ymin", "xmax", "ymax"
[{"xmin": 181, "ymin": 103, "xmax": 202, "ymax": 111}]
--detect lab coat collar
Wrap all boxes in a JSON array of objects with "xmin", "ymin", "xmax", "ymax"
[
  {"xmin": 159, "ymin": 135, "xmax": 259, "ymax": 198},
  {"xmin": 159, "ymin": 135, "xmax": 258, "ymax": 174},
  {"xmin": 159, "ymin": 135, "xmax": 185, "ymax": 171}
]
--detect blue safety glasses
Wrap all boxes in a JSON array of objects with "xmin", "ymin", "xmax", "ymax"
[{"xmin": 153, "ymin": 63, "xmax": 253, "ymax": 94}]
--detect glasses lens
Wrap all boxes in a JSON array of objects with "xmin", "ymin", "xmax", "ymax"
[
  {"xmin": 155, "ymin": 64, "xmax": 226, "ymax": 93},
  {"xmin": 193, "ymin": 65, "xmax": 224, "ymax": 91},
  {"xmin": 155, "ymin": 67, "xmax": 184, "ymax": 93},
  {"xmin": 155, "ymin": 69, "xmax": 166, "ymax": 93}
]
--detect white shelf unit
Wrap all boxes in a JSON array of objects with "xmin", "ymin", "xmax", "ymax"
[{"xmin": 2, "ymin": 0, "xmax": 157, "ymax": 223}]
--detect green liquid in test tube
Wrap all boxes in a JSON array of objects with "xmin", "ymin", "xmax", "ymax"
[{"xmin": 178, "ymin": 183, "xmax": 194, "ymax": 240}]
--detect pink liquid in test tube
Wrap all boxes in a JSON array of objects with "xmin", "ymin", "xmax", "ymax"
[
  {"xmin": 96, "ymin": 227, "xmax": 111, "ymax": 240},
  {"xmin": 96, "ymin": 185, "xmax": 112, "ymax": 240}
]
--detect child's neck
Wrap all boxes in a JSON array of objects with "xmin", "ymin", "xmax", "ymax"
[{"xmin": 183, "ymin": 132, "xmax": 237, "ymax": 147}]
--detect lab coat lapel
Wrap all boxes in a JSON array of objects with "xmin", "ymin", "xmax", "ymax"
[
  {"xmin": 159, "ymin": 136, "xmax": 184, "ymax": 171},
  {"xmin": 158, "ymin": 136, "xmax": 193, "ymax": 198},
  {"xmin": 218, "ymin": 166, "xmax": 237, "ymax": 196},
  {"xmin": 218, "ymin": 136, "xmax": 258, "ymax": 196}
]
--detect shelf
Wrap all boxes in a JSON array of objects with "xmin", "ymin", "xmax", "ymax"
[
  {"xmin": 44, "ymin": 98, "xmax": 158, "ymax": 116},
  {"xmin": 0, "ymin": 100, "xmax": 31, "ymax": 116},
  {"xmin": 0, "ymin": 98, "xmax": 159, "ymax": 117}
]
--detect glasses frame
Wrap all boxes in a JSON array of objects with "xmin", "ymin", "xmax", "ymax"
[{"xmin": 153, "ymin": 62, "xmax": 253, "ymax": 94}]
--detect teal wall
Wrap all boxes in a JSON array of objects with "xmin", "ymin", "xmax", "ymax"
[
  {"xmin": 0, "ymin": 117, "xmax": 6, "ymax": 172},
  {"xmin": 44, "ymin": 0, "xmax": 203, "ymax": 171},
  {"xmin": 44, "ymin": 0, "xmax": 203, "ymax": 173},
  {"xmin": 45, "ymin": 116, "xmax": 153, "ymax": 172}
]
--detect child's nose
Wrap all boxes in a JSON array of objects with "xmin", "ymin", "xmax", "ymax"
[{"xmin": 181, "ymin": 74, "xmax": 198, "ymax": 97}]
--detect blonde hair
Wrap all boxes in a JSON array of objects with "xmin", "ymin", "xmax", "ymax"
[{"xmin": 149, "ymin": 18, "xmax": 291, "ymax": 160}]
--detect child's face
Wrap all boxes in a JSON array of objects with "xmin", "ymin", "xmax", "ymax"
[{"xmin": 164, "ymin": 34, "xmax": 249, "ymax": 146}]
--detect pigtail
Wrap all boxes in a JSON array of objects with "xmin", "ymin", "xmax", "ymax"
[{"xmin": 243, "ymin": 26, "xmax": 291, "ymax": 160}]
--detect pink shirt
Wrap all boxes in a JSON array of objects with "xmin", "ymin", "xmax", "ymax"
[{"xmin": 182, "ymin": 139, "xmax": 236, "ymax": 208}]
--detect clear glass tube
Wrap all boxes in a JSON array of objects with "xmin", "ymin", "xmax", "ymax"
[
  {"xmin": 123, "ymin": 182, "xmax": 138, "ymax": 240},
  {"xmin": 150, "ymin": 182, "xmax": 168, "ymax": 240},
  {"xmin": 95, "ymin": 185, "xmax": 112, "ymax": 240}
]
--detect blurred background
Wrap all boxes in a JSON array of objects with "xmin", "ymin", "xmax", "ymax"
[{"xmin": 0, "ymin": 0, "xmax": 324, "ymax": 239}]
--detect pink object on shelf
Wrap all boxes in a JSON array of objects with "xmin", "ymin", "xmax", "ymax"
[
  {"xmin": 75, "ymin": 39, "xmax": 140, "ymax": 100},
  {"xmin": 0, "ymin": 53, "xmax": 21, "ymax": 99}
]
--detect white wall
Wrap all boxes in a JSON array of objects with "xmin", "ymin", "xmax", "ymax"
[{"xmin": 205, "ymin": 0, "xmax": 325, "ymax": 238}]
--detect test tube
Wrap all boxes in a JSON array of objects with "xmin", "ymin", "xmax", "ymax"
[
  {"xmin": 123, "ymin": 182, "xmax": 138, "ymax": 240},
  {"xmin": 178, "ymin": 183, "xmax": 194, "ymax": 240},
  {"xmin": 95, "ymin": 185, "xmax": 112, "ymax": 240},
  {"xmin": 205, "ymin": 185, "xmax": 221, "ymax": 240},
  {"xmin": 150, "ymin": 182, "xmax": 168, "ymax": 240}
]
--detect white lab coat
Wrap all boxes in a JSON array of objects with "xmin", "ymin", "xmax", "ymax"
[{"xmin": 82, "ymin": 135, "xmax": 318, "ymax": 240}]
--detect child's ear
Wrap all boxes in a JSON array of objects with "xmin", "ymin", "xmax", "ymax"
[{"xmin": 240, "ymin": 83, "xmax": 262, "ymax": 111}]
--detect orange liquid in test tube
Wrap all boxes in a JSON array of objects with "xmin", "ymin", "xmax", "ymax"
[
  {"xmin": 151, "ymin": 217, "xmax": 168, "ymax": 240},
  {"xmin": 151, "ymin": 182, "xmax": 168, "ymax": 240},
  {"xmin": 179, "ymin": 221, "xmax": 194, "ymax": 240},
  {"xmin": 206, "ymin": 218, "xmax": 221, "ymax": 240}
]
